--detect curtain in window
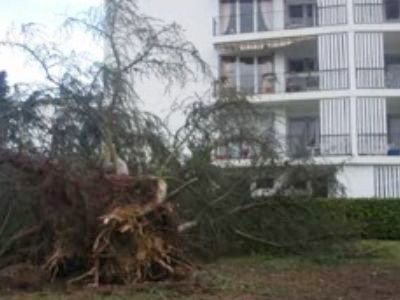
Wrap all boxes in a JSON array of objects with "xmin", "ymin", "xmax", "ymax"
[
  {"xmin": 257, "ymin": 0, "xmax": 273, "ymax": 31},
  {"xmin": 320, "ymin": 98, "xmax": 352, "ymax": 155},
  {"xmin": 357, "ymin": 97, "xmax": 387, "ymax": 155},
  {"xmin": 355, "ymin": 32, "xmax": 384, "ymax": 88},
  {"xmin": 220, "ymin": 0, "xmax": 237, "ymax": 34},
  {"xmin": 354, "ymin": 0, "xmax": 384, "ymax": 24},
  {"xmin": 318, "ymin": 33, "xmax": 349, "ymax": 90},
  {"xmin": 317, "ymin": 0, "xmax": 347, "ymax": 26}
]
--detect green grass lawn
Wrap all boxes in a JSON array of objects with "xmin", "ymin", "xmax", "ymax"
[{"xmin": 1, "ymin": 240, "xmax": 400, "ymax": 300}]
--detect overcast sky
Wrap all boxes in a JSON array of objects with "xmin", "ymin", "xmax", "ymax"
[
  {"xmin": 0, "ymin": 0, "xmax": 101, "ymax": 84},
  {"xmin": 0, "ymin": 0, "xmax": 211, "ymax": 130}
]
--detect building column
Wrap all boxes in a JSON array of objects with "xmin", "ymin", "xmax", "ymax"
[
  {"xmin": 236, "ymin": 0, "xmax": 241, "ymax": 33},
  {"xmin": 254, "ymin": 56, "xmax": 259, "ymax": 94},
  {"xmin": 347, "ymin": 0, "xmax": 358, "ymax": 156},
  {"xmin": 274, "ymin": 52, "xmax": 286, "ymax": 93},
  {"xmin": 350, "ymin": 96, "xmax": 358, "ymax": 156},
  {"xmin": 274, "ymin": 107, "xmax": 287, "ymax": 157},
  {"xmin": 253, "ymin": 0, "xmax": 258, "ymax": 31},
  {"xmin": 235, "ymin": 57, "xmax": 240, "ymax": 92}
]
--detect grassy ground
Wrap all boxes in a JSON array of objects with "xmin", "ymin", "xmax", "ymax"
[{"xmin": 2, "ymin": 241, "xmax": 400, "ymax": 300}]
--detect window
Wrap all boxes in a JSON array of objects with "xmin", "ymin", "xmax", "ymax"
[
  {"xmin": 385, "ymin": 55, "xmax": 400, "ymax": 88},
  {"xmin": 289, "ymin": 5, "xmax": 303, "ymax": 18},
  {"xmin": 239, "ymin": 57, "xmax": 255, "ymax": 93},
  {"xmin": 220, "ymin": 56, "xmax": 236, "ymax": 88},
  {"xmin": 386, "ymin": 0, "xmax": 400, "ymax": 20},
  {"xmin": 240, "ymin": 0, "xmax": 254, "ymax": 33},
  {"xmin": 286, "ymin": 58, "xmax": 318, "ymax": 92},
  {"xmin": 385, "ymin": 54, "xmax": 400, "ymax": 66},
  {"xmin": 220, "ymin": 0, "xmax": 274, "ymax": 34},
  {"xmin": 288, "ymin": 117, "xmax": 320, "ymax": 157},
  {"xmin": 220, "ymin": 0, "xmax": 237, "ymax": 34},
  {"xmin": 286, "ymin": 3, "xmax": 317, "ymax": 28},
  {"xmin": 288, "ymin": 58, "xmax": 317, "ymax": 73},
  {"xmin": 388, "ymin": 115, "xmax": 400, "ymax": 145},
  {"xmin": 306, "ymin": 4, "xmax": 314, "ymax": 18}
]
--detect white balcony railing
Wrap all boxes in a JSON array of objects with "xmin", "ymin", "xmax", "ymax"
[{"xmin": 356, "ymin": 67, "xmax": 400, "ymax": 89}]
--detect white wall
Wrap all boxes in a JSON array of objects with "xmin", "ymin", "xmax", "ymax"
[
  {"xmin": 136, "ymin": 0, "xmax": 218, "ymax": 131},
  {"xmin": 336, "ymin": 165, "xmax": 375, "ymax": 198}
]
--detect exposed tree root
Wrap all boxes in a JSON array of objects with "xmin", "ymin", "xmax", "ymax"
[{"xmin": 0, "ymin": 151, "xmax": 192, "ymax": 287}]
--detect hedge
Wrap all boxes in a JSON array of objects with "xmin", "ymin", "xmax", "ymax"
[
  {"xmin": 319, "ymin": 198, "xmax": 400, "ymax": 240},
  {"xmin": 191, "ymin": 198, "xmax": 400, "ymax": 258}
]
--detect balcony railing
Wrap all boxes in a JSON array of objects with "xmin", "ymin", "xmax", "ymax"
[
  {"xmin": 356, "ymin": 68, "xmax": 400, "ymax": 89},
  {"xmin": 217, "ymin": 69, "xmax": 349, "ymax": 96},
  {"xmin": 354, "ymin": 2, "xmax": 400, "ymax": 24},
  {"xmin": 213, "ymin": 5, "xmax": 347, "ymax": 36},
  {"xmin": 357, "ymin": 133, "xmax": 400, "ymax": 156},
  {"xmin": 287, "ymin": 134, "xmax": 320, "ymax": 158},
  {"xmin": 213, "ymin": 11, "xmax": 311, "ymax": 36},
  {"xmin": 358, "ymin": 133, "xmax": 388, "ymax": 155},
  {"xmin": 287, "ymin": 134, "xmax": 352, "ymax": 157},
  {"xmin": 214, "ymin": 134, "xmax": 353, "ymax": 160}
]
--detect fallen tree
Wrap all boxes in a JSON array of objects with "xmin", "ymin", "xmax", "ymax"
[{"xmin": 0, "ymin": 151, "xmax": 192, "ymax": 287}]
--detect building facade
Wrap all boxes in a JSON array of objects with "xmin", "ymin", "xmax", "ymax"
[{"xmin": 138, "ymin": 0, "xmax": 400, "ymax": 198}]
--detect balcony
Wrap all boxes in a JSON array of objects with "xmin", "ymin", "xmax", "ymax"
[
  {"xmin": 287, "ymin": 134, "xmax": 352, "ymax": 158},
  {"xmin": 354, "ymin": 0, "xmax": 400, "ymax": 24},
  {"xmin": 357, "ymin": 133, "xmax": 400, "ymax": 156},
  {"xmin": 358, "ymin": 133, "xmax": 388, "ymax": 155},
  {"xmin": 356, "ymin": 32, "xmax": 400, "ymax": 89},
  {"xmin": 217, "ymin": 69, "xmax": 349, "ymax": 96},
  {"xmin": 214, "ymin": 134, "xmax": 352, "ymax": 160},
  {"xmin": 356, "ymin": 68, "xmax": 400, "ymax": 89},
  {"xmin": 213, "ymin": 10, "xmax": 319, "ymax": 36},
  {"xmin": 213, "ymin": 1, "xmax": 347, "ymax": 36},
  {"xmin": 357, "ymin": 99, "xmax": 400, "ymax": 156}
]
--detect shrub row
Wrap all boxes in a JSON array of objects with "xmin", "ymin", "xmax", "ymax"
[
  {"xmin": 190, "ymin": 198, "xmax": 400, "ymax": 259},
  {"xmin": 320, "ymin": 198, "xmax": 400, "ymax": 240}
]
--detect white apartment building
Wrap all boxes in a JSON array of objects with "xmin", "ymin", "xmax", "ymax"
[{"xmin": 138, "ymin": 0, "xmax": 400, "ymax": 198}]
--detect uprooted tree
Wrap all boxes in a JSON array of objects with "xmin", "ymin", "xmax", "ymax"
[
  {"xmin": 0, "ymin": 0, "xmax": 207, "ymax": 286},
  {"xmin": 0, "ymin": 0, "xmax": 354, "ymax": 289}
]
